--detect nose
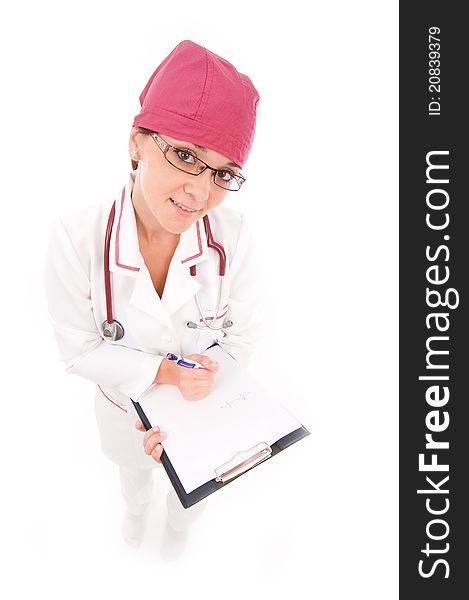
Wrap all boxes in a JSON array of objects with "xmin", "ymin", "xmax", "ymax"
[{"xmin": 183, "ymin": 168, "xmax": 213, "ymax": 203}]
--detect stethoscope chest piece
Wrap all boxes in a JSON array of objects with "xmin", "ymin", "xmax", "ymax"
[{"xmin": 102, "ymin": 319, "xmax": 125, "ymax": 341}]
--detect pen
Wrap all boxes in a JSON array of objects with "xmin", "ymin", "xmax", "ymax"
[{"xmin": 165, "ymin": 352, "xmax": 206, "ymax": 369}]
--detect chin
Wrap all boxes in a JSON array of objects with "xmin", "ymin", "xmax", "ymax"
[
  {"xmin": 166, "ymin": 220, "xmax": 196, "ymax": 235},
  {"xmin": 172, "ymin": 224, "xmax": 193, "ymax": 234}
]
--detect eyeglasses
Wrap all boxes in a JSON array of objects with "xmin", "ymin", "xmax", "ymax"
[{"xmin": 150, "ymin": 133, "xmax": 246, "ymax": 191}]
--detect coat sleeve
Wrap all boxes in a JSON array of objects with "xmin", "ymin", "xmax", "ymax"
[
  {"xmin": 215, "ymin": 213, "xmax": 264, "ymax": 368},
  {"xmin": 43, "ymin": 216, "xmax": 164, "ymax": 401}
]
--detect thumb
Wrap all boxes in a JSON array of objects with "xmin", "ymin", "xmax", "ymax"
[
  {"xmin": 135, "ymin": 420, "xmax": 144, "ymax": 431},
  {"xmin": 198, "ymin": 355, "xmax": 220, "ymax": 371}
]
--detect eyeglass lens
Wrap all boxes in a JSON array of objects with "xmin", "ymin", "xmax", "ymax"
[{"xmin": 166, "ymin": 148, "xmax": 241, "ymax": 190}]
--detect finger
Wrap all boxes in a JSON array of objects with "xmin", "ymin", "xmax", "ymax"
[
  {"xmin": 183, "ymin": 377, "xmax": 214, "ymax": 390},
  {"xmin": 143, "ymin": 427, "xmax": 161, "ymax": 446},
  {"xmin": 187, "ymin": 354, "xmax": 220, "ymax": 371},
  {"xmin": 144, "ymin": 431, "xmax": 167, "ymax": 455},
  {"xmin": 184, "ymin": 369, "xmax": 216, "ymax": 381},
  {"xmin": 142, "ymin": 425, "xmax": 160, "ymax": 444},
  {"xmin": 135, "ymin": 420, "xmax": 144, "ymax": 431},
  {"xmin": 151, "ymin": 443, "xmax": 164, "ymax": 463},
  {"xmin": 199, "ymin": 356, "xmax": 220, "ymax": 371},
  {"xmin": 143, "ymin": 429, "xmax": 163, "ymax": 450}
]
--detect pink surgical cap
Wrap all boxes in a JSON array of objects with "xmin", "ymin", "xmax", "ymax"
[{"xmin": 132, "ymin": 40, "xmax": 260, "ymax": 168}]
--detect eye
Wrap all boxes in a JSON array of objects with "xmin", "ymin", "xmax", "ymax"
[
  {"xmin": 174, "ymin": 149, "xmax": 196, "ymax": 164},
  {"xmin": 216, "ymin": 169, "xmax": 235, "ymax": 182}
]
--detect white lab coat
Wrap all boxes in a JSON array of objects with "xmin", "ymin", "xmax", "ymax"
[{"xmin": 44, "ymin": 169, "xmax": 262, "ymax": 468}]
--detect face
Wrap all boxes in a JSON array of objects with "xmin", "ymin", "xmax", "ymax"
[{"xmin": 129, "ymin": 128, "xmax": 240, "ymax": 236}]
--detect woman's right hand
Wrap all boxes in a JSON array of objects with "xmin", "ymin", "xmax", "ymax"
[
  {"xmin": 156, "ymin": 353, "xmax": 220, "ymax": 401},
  {"xmin": 174, "ymin": 354, "xmax": 220, "ymax": 401}
]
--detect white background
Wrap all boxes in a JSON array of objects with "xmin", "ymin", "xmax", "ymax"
[{"xmin": 1, "ymin": 1, "xmax": 398, "ymax": 597}]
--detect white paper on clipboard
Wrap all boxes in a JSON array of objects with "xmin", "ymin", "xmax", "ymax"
[{"xmin": 137, "ymin": 345, "xmax": 301, "ymax": 494}]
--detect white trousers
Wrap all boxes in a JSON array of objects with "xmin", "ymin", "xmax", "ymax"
[{"xmin": 119, "ymin": 465, "xmax": 207, "ymax": 532}]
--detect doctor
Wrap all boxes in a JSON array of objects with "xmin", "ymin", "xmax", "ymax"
[{"xmin": 44, "ymin": 40, "xmax": 261, "ymax": 548}]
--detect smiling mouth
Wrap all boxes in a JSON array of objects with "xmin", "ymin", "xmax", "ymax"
[{"xmin": 169, "ymin": 198, "xmax": 199, "ymax": 213}]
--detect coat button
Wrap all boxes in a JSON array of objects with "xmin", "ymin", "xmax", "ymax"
[{"xmin": 161, "ymin": 335, "xmax": 172, "ymax": 343}]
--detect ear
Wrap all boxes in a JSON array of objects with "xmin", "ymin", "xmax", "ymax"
[
  {"xmin": 128, "ymin": 125, "xmax": 140, "ymax": 155},
  {"xmin": 129, "ymin": 126, "xmax": 141, "ymax": 170}
]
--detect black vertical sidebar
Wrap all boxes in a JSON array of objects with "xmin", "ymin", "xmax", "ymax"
[{"xmin": 400, "ymin": 3, "xmax": 468, "ymax": 597}]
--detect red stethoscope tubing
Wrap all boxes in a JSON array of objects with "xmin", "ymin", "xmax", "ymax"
[{"xmin": 104, "ymin": 201, "xmax": 116, "ymax": 325}]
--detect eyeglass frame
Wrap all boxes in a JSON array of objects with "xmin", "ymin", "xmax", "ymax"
[{"xmin": 149, "ymin": 132, "xmax": 246, "ymax": 191}]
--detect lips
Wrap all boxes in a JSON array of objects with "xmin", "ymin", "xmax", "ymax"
[{"xmin": 170, "ymin": 198, "xmax": 199, "ymax": 216}]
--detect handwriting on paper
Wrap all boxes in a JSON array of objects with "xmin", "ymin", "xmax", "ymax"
[{"xmin": 220, "ymin": 391, "xmax": 251, "ymax": 409}]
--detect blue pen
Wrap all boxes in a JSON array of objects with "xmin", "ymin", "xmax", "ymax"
[{"xmin": 165, "ymin": 352, "xmax": 206, "ymax": 369}]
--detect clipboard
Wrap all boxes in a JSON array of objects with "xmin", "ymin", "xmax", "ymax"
[{"xmin": 131, "ymin": 397, "xmax": 310, "ymax": 508}]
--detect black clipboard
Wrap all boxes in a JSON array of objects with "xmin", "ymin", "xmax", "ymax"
[{"xmin": 130, "ymin": 399, "xmax": 310, "ymax": 509}]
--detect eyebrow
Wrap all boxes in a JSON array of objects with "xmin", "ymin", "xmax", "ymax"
[{"xmin": 188, "ymin": 142, "xmax": 240, "ymax": 169}]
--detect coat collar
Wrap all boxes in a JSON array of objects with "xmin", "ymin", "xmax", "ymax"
[
  {"xmin": 108, "ymin": 169, "xmax": 210, "ymax": 277},
  {"xmin": 108, "ymin": 169, "xmax": 211, "ymax": 328}
]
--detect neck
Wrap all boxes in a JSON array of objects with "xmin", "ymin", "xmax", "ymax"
[{"xmin": 131, "ymin": 173, "xmax": 179, "ymax": 247}]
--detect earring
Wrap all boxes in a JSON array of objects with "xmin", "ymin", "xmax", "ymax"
[{"xmin": 130, "ymin": 148, "xmax": 139, "ymax": 160}]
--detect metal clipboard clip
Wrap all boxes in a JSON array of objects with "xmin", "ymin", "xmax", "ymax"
[{"xmin": 214, "ymin": 442, "xmax": 272, "ymax": 483}]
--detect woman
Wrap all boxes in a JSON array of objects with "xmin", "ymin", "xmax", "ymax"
[{"xmin": 43, "ymin": 40, "xmax": 261, "ymax": 548}]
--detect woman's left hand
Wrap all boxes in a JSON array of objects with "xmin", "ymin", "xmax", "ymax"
[{"xmin": 135, "ymin": 420, "xmax": 167, "ymax": 463}]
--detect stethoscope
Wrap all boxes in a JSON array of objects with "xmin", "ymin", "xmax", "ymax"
[{"xmin": 102, "ymin": 200, "xmax": 234, "ymax": 341}]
